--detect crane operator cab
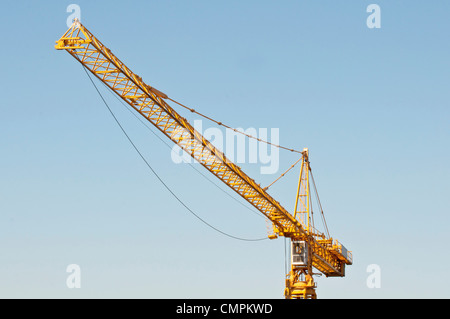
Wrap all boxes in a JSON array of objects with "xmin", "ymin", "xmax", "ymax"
[{"xmin": 291, "ymin": 240, "xmax": 308, "ymax": 267}]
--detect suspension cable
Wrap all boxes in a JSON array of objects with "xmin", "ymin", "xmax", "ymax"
[
  {"xmin": 166, "ymin": 97, "xmax": 303, "ymax": 154},
  {"xmin": 310, "ymin": 168, "xmax": 331, "ymax": 239},
  {"xmin": 263, "ymin": 156, "xmax": 303, "ymax": 191}
]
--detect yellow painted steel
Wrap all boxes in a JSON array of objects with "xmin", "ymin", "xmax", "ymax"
[{"xmin": 55, "ymin": 20, "xmax": 352, "ymax": 299}]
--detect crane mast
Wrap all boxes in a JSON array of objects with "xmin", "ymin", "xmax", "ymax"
[{"xmin": 55, "ymin": 20, "xmax": 352, "ymax": 299}]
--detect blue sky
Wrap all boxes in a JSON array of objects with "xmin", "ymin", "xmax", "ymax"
[{"xmin": 1, "ymin": 1, "xmax": 449, "ymax": 298}]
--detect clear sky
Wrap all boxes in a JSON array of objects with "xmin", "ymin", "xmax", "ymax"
[{"xmin": 1, "ymin": 1, "xmax": 449, "ymax": 298}]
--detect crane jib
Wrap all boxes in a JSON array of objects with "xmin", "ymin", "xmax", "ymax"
[
  {"xmin": 55, "ymin": 20, "xmax": 304, "ymax": 237},
  {"xmin": 55, "ymin": 19, "xmax": 352, "ymax": 298}
]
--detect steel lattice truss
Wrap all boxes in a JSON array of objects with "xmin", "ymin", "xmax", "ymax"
[{"xmin": 55, "ymin": 21, "xmax": 352, "ymax": 283}]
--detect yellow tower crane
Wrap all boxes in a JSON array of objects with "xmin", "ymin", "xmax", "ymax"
[{"xmin": 55, "ymin": 20, "xmax": 352, "ymax": 299}]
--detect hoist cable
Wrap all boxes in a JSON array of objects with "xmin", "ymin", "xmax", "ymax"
[
  {"xmin": 99, "ymin": 79, "xmax": 266, "ymax": 222},
  {"xmin": 82, "ymin": 66, "xmax": 268, "ymax": 242}
]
